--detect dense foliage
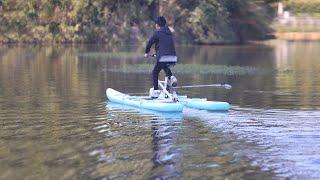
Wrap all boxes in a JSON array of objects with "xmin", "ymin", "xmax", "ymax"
[{"xmin": 0, "ymin": 0, "xmax": 274, "ymax": 44}]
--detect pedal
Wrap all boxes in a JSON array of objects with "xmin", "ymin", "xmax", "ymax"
[
  {"xmin": 172, "ymin": 91, "xmax": 178, "ymax": 102},
  {"xmin": 169, "ymin": 76, "xmax": 178, "ymax": 87}
]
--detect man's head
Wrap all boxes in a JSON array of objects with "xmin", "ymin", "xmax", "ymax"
[{"xmin": 154, "ymin": 16, "xmax": 166, "ymax": 29}]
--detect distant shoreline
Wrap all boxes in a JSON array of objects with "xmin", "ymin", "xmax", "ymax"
[
  {"xmin": 273, "ymin": 13, "xmax": 320, "ymax": 40},
  {"xmin": 274, "ymin": 32, "xmax": 320, "ymax": 41}
]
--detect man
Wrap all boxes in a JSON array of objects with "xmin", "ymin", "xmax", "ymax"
[{"xmin": 144, "ymin": 16, "xmax": 178, "ymax": 98}]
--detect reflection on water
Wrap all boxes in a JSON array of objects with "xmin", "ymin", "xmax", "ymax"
[
  {"xmin": 106, "ymin": 103, "xmax": 183, "ymax": 179},
  {"xmin": 103, "ymin": 104, "xmax": 274, "ymax": 179},
  {"xmin": 0, "ymin": 41, "xmax": 320, "ymax": 179}
]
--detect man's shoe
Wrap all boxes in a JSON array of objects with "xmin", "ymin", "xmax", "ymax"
[{"xmin": 149, "ymin": 89, "xmax": 161, "ymax": 98}]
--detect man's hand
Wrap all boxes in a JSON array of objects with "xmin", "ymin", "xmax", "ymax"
[{"xmin": 144, "ymin": 53, "xmax": 149, "ymax": 58}]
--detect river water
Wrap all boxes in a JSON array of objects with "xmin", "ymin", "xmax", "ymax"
[{"xmin": 0, "ymin": 40, "xmax": 319, "ymax": 179}]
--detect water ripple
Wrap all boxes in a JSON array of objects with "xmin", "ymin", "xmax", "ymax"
[{"xmin": 183, "ymin": 108, "xmax": 320, "ymax": 178}]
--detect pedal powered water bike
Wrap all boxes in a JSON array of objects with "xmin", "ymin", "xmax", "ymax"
[
  {"xmin": 107, "ymin": 54, "xmax": 231, "ymax": 112},
  {"xmin": 106, "ymin": 76, "xmax": 231, "ymax": 112}
]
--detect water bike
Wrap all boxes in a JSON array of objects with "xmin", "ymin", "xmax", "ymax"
[
  {"xmin": 106, "ymin": 54, "xmax": 231, "ymax": 112},
  {"xmin": 106, "ymin": 76, "xmax": 231, "ymax": 112}
]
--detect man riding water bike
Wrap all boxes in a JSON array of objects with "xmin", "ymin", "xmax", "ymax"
[{"xmin": 144, "ymin": 16, "xmax": 178, "ymax": 98}]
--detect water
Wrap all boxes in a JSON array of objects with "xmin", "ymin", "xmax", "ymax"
[{"xmin": 0, "ymin": 41, "xmax": 320, "ymax": 179}]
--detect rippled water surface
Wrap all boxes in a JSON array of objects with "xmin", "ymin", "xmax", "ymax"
[{"xmin": 0, "ymin": 41, "xmax": 320, "ymax": 179}]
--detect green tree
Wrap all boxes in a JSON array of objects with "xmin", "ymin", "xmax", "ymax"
[{"xmin": 0, "ymin": 0, "xmax": 274, "ymax": 44}]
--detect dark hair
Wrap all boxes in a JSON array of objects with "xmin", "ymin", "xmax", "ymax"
[{"xmin": 154, "ymin": 16, "xmax": 166, "ymax": 27}]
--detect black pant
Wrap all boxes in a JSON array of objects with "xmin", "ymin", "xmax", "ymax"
[{"xmin": 152, "ymin": 62, "xmax": 175, "ymax": 90}]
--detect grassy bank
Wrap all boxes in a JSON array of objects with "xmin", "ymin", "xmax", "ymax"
[
  {"xmin": 273, "ymin": 21, "xmax": 320, "ymax": 40},
  {"xmin": 273, "ymin": 1, "xmax": 320, "ymax": 40},
  {"xmin": 273, "ymin": 23, "xmax": 320, "ymax": 33},
  {"xmin": 284, "ymin": 0, "xmax": 320, "ymax": 15},
  {"xmin": 274, "ymin": 32, "xmax": 320, "ymax": 40}
]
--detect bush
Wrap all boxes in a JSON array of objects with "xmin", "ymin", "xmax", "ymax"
[{"xmin": 0, "ymin": 0, "xmax": 273, "ymax": 44}]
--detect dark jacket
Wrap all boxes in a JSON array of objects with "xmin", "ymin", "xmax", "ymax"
[{"xmin": 145, "ymin": 26, "xmax": 176, "ymax": 62}]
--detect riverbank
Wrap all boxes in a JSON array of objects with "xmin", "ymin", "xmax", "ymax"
[
  {"xmin": 274, "ymin": 32, "xmax": 320, "ymax": 41},
  {"xmin": 273, "ymin": 16, "xmax": 320, "ymax": 40},
  {"xmin": 273, "ymin": 1, "xmax": 320, "ymax": 41}
]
